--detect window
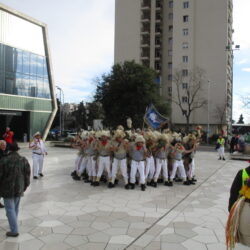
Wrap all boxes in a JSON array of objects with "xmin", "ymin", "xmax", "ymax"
[
  {"xmin": 155, "ymin": 62, "xmax": 161, "ymax": 70},
  {"xmin": 155, "ymin": 37, "xmax": 161, "ymax": 45},
  {"xmin": 168, "ymin": 50, "xmax": 172, "ymax": 56},
  {"xmin": 168, "ymin": 13, "xmax": 173, "ymax": 20},
  {"xmin": 182, "ymin": 96, "xmax": 188, "ymax": 103},
  {"xmin": 182, "ymin": 56, "xmax": 188, "ymax": 63},
  {"xmin": 168, "ymin": 87, "xmax": 172, "ymax": 96},
  {"xmin": 169, "ymin": 1, "xmax": 173, "ymax": 8},
  {"xmin": 155, "ymin": 23, "xmax": 161, "ymax": 33},
  {"xmin": 168, "ymin": 38, "xmax": 173, "ymax": 46},
  {"xmin": 155, "ymin": 49, "xmax": 161, "ymax": 57},
  {"xmin": 183, "ymin": 28, "xmax": 188, "ymax": 36},
  {"xmin": 168, "ymin": 62, "xmax": 172, "ymax": 69},
  {"xmin": 183, "ymin": 15, "xmax": 189, "ymax": 22},
  {"xmin": 182, "ymin": 83, "xmax": 188, "ymax": 89},
  {"xmin": 183, "ymin": 2, "xmax": 189, "ymax": 8},
  {"xmin": 168, "ymin": 25, "xmax": 173, "ymax": 32},
  {"xmin": 182, "ymin": 42, "xmax": 189, "ymax": 49},
  {"xmin": 182, "ymin": 69, "xmax": 188, "ymax": 76},
  {"xmin": 168, "ymin": 74, "xmax": 172, "ymax": 80}
]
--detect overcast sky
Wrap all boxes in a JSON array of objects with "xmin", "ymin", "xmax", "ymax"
[{"xmin": 0, "ymin": 0, "xmax": 249, "ymax": 123}]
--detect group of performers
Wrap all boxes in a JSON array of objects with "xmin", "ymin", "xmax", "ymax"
[{"xmin": 71, "ymin": 126, "xmax": 200, "ymax": 191}]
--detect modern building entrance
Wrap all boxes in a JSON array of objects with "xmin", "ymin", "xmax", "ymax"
[{"xmin": 0, "ymin": 110, "xmax": 30, "ymax": 141}]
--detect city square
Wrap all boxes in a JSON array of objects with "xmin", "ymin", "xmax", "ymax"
[{"xmin": 0, "ymin": 145, "xmax": 249, "ymax": 250}]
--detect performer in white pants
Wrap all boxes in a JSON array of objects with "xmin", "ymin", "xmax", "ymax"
[
  {"xmin": 169, "ymin": 143, "xmax": 195, "ymax": 186},
  {"xmin": 95, "ymin": 131, "xmax": 112, "ymax": 186},
  {"xmin": 152, "ymin": 134, "xmax": 170, "ymax": 187},
  {"xmin": 85, "ymin": 134, "xmax": 97, "ymax": 184},
  {"xmin": 130, "ymin": 136, "xmax": 147, "ymax": 191},
  {"xmin": 110, "ymin": 130, "xmax": 130, "ymax": 189},
  {"xmin": 29, "ymin": 132, "xmax": 47, "ymax": 179},
  {"xmin": 144, "ymin": 131, "xmax": 156, "ymax": 186}
]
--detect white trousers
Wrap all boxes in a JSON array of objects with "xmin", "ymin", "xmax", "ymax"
[
  {"xmin": 32, "ymin": 154, "xmax": 44, "ymax": 177},
  {"xmin": 74, "ymin": 156, "xmax": 83, "ymax": 172},
  {"xmin": 130, "ymin": 160, "xmax": 145, "ymax": 184},
  {"xmin": 97, "ymin": 156, "xmax": 111, "ymax": 179},
  {"xmin": 87, "ymin": 156, "xmax": 97, "ymax": 177},
  {"xmin": 187, "ymin": 159, "xmax": 195, "ymax": 179},
  {"xmin": 217, "ymin": 147, "xmax": 225, "ymax": 158},
  {"xmin": 78, "ymin": 156, "xmax": 91, "ymax": 176},
  {"xmin": 154, "ymin": 158, "xmax": 168, "ymax": 181},
  {"xmin": 111, "ymin": 158, "xmax": 128, "ymax": 184},
  {"xmin": 145, "ymin": 156, "xmax": 155, "ymax": 181},
  {"xmin": 170, "ymin": 160, "xmax": 187, "ymax": 180}
]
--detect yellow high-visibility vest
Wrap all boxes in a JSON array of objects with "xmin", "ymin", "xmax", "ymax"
[{"xmin": 242, "ymin": 168, "xmax": 249, "ymax": 187}]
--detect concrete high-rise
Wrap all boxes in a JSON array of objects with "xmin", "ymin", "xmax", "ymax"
[{"xmin": 115, "ymin": 0, "xmax": 233, "ymax": 134}]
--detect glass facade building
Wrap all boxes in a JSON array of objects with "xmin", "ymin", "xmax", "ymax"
[{"xmin": 0, "ymin": 4, "xmax": 57, "ymax": 140}]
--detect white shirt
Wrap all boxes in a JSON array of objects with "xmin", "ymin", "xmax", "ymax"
[{"xmin": 30, "ymin": 138, "xmax": 47, "ymax": 155}]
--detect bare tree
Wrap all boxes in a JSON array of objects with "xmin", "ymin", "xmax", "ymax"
[
  {"xmin": 213, "ymin": 102, "xmax": 227, "ymax": 133},
  {"xmin": 242, "ymin": 94, "xmax": 250, "ymax": 109},
  {"xmin": 171, "ymin": 67, "xmax": 207, "ymax": 132}
]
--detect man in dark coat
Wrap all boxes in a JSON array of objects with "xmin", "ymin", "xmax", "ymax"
[
  {"xmin": 0, "ymin": 142, "xmax": 30, "ymax": 237},
  {"xmin": 0, "ymin": 140, "xmax": 8, "ymax": 208}
]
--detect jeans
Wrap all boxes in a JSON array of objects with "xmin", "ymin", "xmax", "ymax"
[{"xmin": 4, "ymin": 197, "xmax": 21, "ymax": 233}]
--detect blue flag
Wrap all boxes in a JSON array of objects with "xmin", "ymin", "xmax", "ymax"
[{"xmin": 144, "ymin": 104, "xmax": 169, "ymax": 129}]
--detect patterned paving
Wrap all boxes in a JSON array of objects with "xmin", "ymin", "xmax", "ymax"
[{"xmin": 0, "ymin": 146, "xmax": 249, "ymax": 250}]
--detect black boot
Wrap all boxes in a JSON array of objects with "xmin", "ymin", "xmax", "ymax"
[
  {"xmin": 71, "ymin": 170, "xmax": 77, "ymax": 177},
  {"xmin": 188, "ymin": 179, "xmax": 196, "ymax": 185},
  {"xmin": 192, "ymin": 177, "xmax": 197, "ymax": 182},
  {"xmin": 141, "ymin": 184, "xmax": 146, "ymax": 191},
  {"xmin": 130, "ymin": 183, "xmax": 135, "ymax": 189},
  {"xmin": 73, "ymin": 175, "xmax": 81, "ymax": 181},
  {"xmin": 168, "ymin": 181, "xmax": 173, "ymax": 186},
  {"xmin": 164, "ymin": 181, "xmax": 169, "ymax": 186},
  {"xmin": 223, "ymin": 157, "xmax": 225, "ymax": 161},
  {"xmin": 152, "ymin": 182, "xmax": 157, "ymax": 188},
  {"xmin": 125, "ymin": 184, "xmax": 130, "ymax": 190},
  {"xmin": 115, "ymin": 179, "xmax": 119, "ymax": 185},
  {"xmin": 108, "ymin": 182, "xmax": 114, "ymax": 188},
  {"xmin": 183, "ymin": 180, "xmax": 190, "ymax": 185}
]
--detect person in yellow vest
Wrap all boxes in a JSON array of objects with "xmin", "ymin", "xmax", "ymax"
[{"xmin": 217, "ymin": 135, "xmax": 226, "ymax": 160}]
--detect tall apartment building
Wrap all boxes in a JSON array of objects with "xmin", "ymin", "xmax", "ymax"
[{"xmin": 115, "ymin": 0, "xmax": 233, "ymax": 133}]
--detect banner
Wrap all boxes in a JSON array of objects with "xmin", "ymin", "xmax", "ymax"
[{"xmin": 144, "ymin": 104, "xmax": 169, "ymax": 129}]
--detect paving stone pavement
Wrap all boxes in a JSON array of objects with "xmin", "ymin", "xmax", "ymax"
[{"xmin": 0, "ymin": 146, "xmax": 249, "ymax": 250}]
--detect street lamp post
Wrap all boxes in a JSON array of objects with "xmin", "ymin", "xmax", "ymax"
[
  {"xmin": 56, "ymin": 86, "xmax": 64, "ymax": 136},
  {"xmin": 207, "ymin": 81, "xmax": 211, "ymax": 144}
]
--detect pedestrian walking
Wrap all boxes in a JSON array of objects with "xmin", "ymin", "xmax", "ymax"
[
  {"xmin": 29, "ymin": 132, "xmax": 47, "ymax": 179},
  {"xmin": 0, "ymin": 140, "xmax": 8, "ymax": 208},
  {"xmin": 217, "ymin": 135, "xmax": 226, "ymax": 160},
  {"xmin": 2, "ymin": 127, "xmax": 13, "ymax": 150},
  {"xmin": 0, "ymin": 142, "xmax": 31, "ymax": 237}
]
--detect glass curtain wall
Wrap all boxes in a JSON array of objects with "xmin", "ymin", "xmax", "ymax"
[{"xmin": 0, "ymin": 9, "xmax": 51, "ymax": 99}]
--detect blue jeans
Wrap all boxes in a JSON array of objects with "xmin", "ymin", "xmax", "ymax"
[{"xmin": 4, "ymin": 197, "xmax": 21, "ymax": 233}]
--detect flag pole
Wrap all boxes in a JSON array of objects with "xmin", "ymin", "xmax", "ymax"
[{"xmin": 142, "ymin": 106, "xmax": 148, "ymax": 131}]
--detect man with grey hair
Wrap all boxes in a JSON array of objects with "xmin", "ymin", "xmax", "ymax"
[{"xmin": 0, "ymin": 140, "xmax": 7, "ymax": 208}]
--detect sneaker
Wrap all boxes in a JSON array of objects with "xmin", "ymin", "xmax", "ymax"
[
  {"xmin": 6, "ymin": 232, "xmax": 19, "ymax": 237},
  {"xmin": 39, "ymin": 173, "xmax": 44, "ymax": 177},
  {"xmin": 33, "ymin": 176, "xmax": 38, "ymax": 179},
  {"xmin": 0, "ymin": 202, "xmax": 4, "ymax": 208}
]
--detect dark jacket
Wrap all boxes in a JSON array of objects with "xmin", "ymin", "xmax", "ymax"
[
  {"xmin": 0, "ymin": 149, "xmax": 8, "ymax": 159},
  {"xmin": 228, "ymin": 166, "xmax": 250, "ymax": 212},
  {"xmin": 0, "ymin": 151, "xmax": 31, "ymax": 198}
]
